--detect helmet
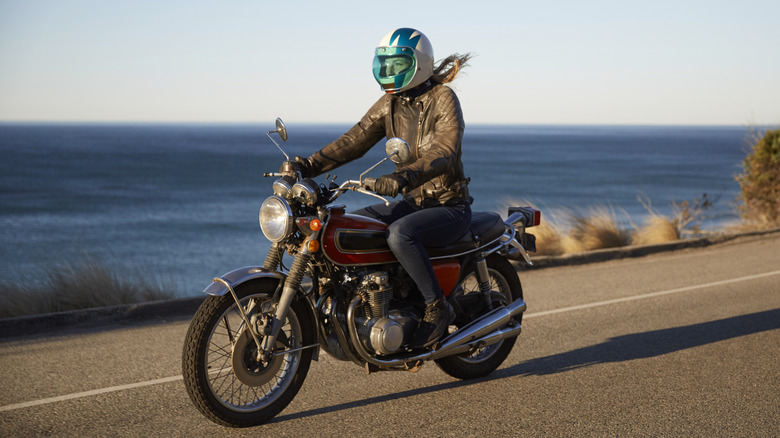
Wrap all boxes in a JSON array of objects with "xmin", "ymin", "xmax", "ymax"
[{"xmin": 372, "ymin": 28, "xmax": 434, "ymax": 94}]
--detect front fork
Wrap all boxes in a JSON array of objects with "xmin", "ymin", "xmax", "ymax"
[
  {"xmin": 233, "ymin": 229, "xmax": 319, "ymax": 362},
  {"xmin": 260, "ymin": 244, "xmax": 313, "ymax": 355}
]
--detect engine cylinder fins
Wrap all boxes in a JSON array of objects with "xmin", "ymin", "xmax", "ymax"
[{"xmin": 364, "ymin": 271, "xmax": 392, "ymax": 319}]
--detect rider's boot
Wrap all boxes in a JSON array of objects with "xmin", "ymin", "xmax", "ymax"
[{"xmin": 411, "ymin": 298, "xmax": 455, "ymax": 348}]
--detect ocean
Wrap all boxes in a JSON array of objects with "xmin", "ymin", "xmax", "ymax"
[{"xmin": 0, "ymin": 123, "xmax": 752, "ymax": 296}]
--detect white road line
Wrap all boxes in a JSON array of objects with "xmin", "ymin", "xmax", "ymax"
[
  {"xmin": 524, "ymin": 270, "xmax": 780, "ymax": 319},
  {"xmin": 2, "ymin": 269, "xmax": 778, "ymax": 413},
  {"xmin": 0, "ymin": 375, "xmax": 183, "ymax": 412}
]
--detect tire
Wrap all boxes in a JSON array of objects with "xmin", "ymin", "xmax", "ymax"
[
  {"xmin": 435, "ymin": 255, "xmax": 523, "ymax": 379},
  {"xmin": 182, "ymin": 279, "xmax": 314, "ymax": 427}
]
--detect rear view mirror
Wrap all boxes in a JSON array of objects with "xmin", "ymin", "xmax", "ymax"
[{"xmin": 385, "ymin": 137, "xmax": 411, "ymax": 164}]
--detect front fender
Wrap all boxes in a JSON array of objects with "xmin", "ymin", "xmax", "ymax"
[
  {"xmin": 203, "ymin": 267, "xmax": 286, "ymax": 296},
  {"xmin": 203, "ymin": 266, "xmax": 321, "ymax": 361}
]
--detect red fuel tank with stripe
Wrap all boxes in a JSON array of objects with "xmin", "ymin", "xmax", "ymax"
[{"xmin": 321, "ymin": 208, "xmax": 397, "ymax": 266}]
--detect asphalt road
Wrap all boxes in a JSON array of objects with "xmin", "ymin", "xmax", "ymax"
[{"xmin": 1, "ymin": 232, "xmax": 778, "ymax": 437}]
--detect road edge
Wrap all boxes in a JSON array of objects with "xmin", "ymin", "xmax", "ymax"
[
  {"xmin": 519, "ymin": 226, "xmax": 780, "ymax": 269},
  {"xmin": 3, "ymin": 227, "xmax": 779, "ymax": 339}
]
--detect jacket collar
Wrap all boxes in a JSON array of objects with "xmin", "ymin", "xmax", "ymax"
[{"xmin": 397, "ymin": 79, "xmax": 434, "ymax": 103}]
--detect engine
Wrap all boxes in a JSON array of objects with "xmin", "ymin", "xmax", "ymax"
[
  {"xmin": 319, "ymin": 269, "xmax": 419, "ymax": 358},
  {"xmin": 355, "ymin": 271, "xmax": 418, "ymax": 355}
]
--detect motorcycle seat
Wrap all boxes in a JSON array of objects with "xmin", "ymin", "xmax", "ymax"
[{"xmin": 426, "ymin": 212, "xmax": 505, "ymax": 258}]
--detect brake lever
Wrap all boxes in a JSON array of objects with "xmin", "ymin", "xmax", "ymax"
[{"xmin": 356, "ymin": 188, "xmax": 390, "ymax": 206}]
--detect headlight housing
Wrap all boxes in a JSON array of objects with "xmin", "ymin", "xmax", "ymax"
[{"xmin": 259, "ymin": 195, "xmax": 294, "ymax": 242}]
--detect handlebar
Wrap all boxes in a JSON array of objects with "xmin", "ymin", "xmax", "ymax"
[
  {"xmin": 267, "ymin": 161, "xmax": 391, "ymax": 206},
  {"xmin": 332, "ymin": 178, "xmax": 390, "ymax": 206}
]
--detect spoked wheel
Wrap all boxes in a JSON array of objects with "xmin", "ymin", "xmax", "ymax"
[
  {"xmin": 435, "ymin": 255, "xmax": 523, "ymax": 379},
  {"xmin": 182, "ymin": 279, "xmax": 314, "ymax": 427}
]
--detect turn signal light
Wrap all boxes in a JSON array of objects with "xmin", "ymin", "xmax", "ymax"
[
  {"xmin": 307, "ymin": 239, "xmax": 320, "ymax": 253},
  {"xmin": 310, "ymin": 219, "xmax": 322, "ymax": 231}
]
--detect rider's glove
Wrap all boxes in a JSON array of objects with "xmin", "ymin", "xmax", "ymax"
[
  {"xmin": 374, "ymin": 173, "xmax": 407, "ymax": 197},
  {"xmin": 279, "ymin": 156, "xmax": 314, "ymax": 178}
]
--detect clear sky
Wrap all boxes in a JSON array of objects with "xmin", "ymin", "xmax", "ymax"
[{"xmin": 1, "ymin": 0, "xmax": 778, "ymax": 125}]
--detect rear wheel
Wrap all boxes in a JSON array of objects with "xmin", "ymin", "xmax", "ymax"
[
  {"xmin": 435, "ymin": 255, "xmax": 523, "ymax": 379},
  {"xmin": 182, "ymin": 279, "xmax": 314, "ymax": 427}
]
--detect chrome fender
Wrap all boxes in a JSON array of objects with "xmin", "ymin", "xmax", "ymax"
[
  {"xmin": 203, "ymin": 266, "xmax": 286, "ymax": 296},
  {"xmin": 202, "ymin": 266, "xmax": 320, "ymax": 361}
]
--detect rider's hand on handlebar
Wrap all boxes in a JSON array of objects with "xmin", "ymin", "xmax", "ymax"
[{"xmin": 374, "ymin": 173, "xmax": 407, "ymax": 197}]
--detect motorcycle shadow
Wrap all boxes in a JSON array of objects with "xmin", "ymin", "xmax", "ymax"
[
  {"xmin": 273, "ymin": 308, "xmax": 778, "ymax": 423},
  {"xmin": 501, "ymin": 308, "xmax": 779, "ymax": 377}
]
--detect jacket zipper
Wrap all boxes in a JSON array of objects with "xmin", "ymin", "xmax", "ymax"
[
  {"xmin": 415, "ymin": 101, "xmax": 424, "ymax": 150},
  {"xmin": 415, "ymin": 101, "xmax": 425, "ymax": 202}
]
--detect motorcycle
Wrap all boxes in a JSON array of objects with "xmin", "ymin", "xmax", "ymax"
[{"xmin": 182, "ymin": 119, "xmax": 540, "ymax": 427}]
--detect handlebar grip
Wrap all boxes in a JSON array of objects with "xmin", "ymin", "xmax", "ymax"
[{"xmin": 363, "ymin": 177, "xmax": 377, "ymax": 191}]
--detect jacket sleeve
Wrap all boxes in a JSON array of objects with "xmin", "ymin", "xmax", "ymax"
[
  {"xmin": 307, "ymin": 95, "xmax": 389, "ymax": 176},
  {"xmin": 397, "ymin": 86, "xmax": 464, "ymax": 190}
]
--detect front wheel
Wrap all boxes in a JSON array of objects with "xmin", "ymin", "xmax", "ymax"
[
  {"xmin": 182, "ymin": 279, "xmax": 314, "ymax": 427},
  {"xmin": 435, "ymin": 255, "xmax": 523, "ymax": 379}
]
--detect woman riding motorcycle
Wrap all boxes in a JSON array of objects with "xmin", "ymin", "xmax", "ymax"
[{"xmin": 290, "ymin": 28, "xmax": 473, "ymax": 348}]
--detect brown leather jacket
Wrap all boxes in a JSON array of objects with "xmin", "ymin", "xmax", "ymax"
[{"xmin": 306, "ymin": 81, "xmax": 471, "ymax": 208}]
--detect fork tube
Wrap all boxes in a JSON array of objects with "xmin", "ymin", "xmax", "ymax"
[
  {"xmin": 263, "ymin": 242, "xmax": 283, "ymax": 271},
  {"xmin": 261, "ymin": 245, "xmax": 312, "ymax": 352}
]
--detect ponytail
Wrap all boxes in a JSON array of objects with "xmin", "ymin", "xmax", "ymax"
[{"xmin": 431, "ymin": 53, "xmax": 473, "ymax": 84}]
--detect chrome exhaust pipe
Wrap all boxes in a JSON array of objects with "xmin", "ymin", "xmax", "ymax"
[
  {"xmin": 430, "ymin": 325, "xmax": 523, "ymax": 360},
  {"xmin": 430, "ymin": 298, "xmax": 526, "ymax": 359},
  {"xmin": 346, "ymin": 297, "xmax": 526, "ymax": 368}
]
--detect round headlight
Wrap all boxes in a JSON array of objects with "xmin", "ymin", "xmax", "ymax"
[
  {"xmin": 272, "ymin": 176, "xmax": 296, "ymax": 200},
  {"xmin": 292, "ymin": 178, "xmax": 320, "ymax": 207},
  {"xmin": 259, "ymin": 195, "xmax": 294, "ymax": 242}
]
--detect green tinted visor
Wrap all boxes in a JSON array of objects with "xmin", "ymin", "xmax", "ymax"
[{"xmin": 372, "ymin": 47, "xmax": 417, "ymax": 92}]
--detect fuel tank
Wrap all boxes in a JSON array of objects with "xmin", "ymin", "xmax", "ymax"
[
  {"xmin": 321, "ymin": 207, "xmax": 460, "ymax": 296},
  {"xmin": 322, "ymin": 207, "xmax": 395, "ymax": 266}
]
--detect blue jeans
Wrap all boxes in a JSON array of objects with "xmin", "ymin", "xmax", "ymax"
[{"xmin": 352, "ymin": 199, "xmax": 472, "ymax": 303}]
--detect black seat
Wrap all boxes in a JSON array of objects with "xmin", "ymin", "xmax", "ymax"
[{"xmin": 426, "ymin": 212, "xmax": 505, "ymax": 258}]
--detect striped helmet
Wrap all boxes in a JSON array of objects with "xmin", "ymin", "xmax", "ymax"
[{"xmin": 372, "ymin": 28, "xmax": 434, "ymax": 94}]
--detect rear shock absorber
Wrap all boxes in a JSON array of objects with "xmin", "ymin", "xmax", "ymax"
[{"xmin": 475, "ymin": 256, "xmax": 494, "ymax": 309}]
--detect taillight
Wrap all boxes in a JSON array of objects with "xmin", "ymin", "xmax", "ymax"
[{"xmin": 508, "ymin": 206, "xmax": 541, "ymax": 228}]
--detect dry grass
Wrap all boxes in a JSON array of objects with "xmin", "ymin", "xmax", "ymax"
[
  {"xmin": 632, "ymin": 215, "xmax": 680, "ymax": 245},
  {"xmin": 502, "ymin": 198, "xmax": 705, "ymax": 256},
  {"xmin": 0, "ymin": 257, "xmax": 176, "ymax": 318},
  {"xmin": 564, "ymin": 206, "xmax": 633, "ymax": 252},
  {"xmin": 528, "ymin": 221, "xmax": 565, "ymax": 256}
]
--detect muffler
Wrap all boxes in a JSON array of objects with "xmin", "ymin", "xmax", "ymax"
[
  {"xmin": 429, "ymin": 298, "xmax": 526, "ymax": 360},
  {"xmin": 346, "ymin": 297, "xmax": 526, "ymax": 367}
]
